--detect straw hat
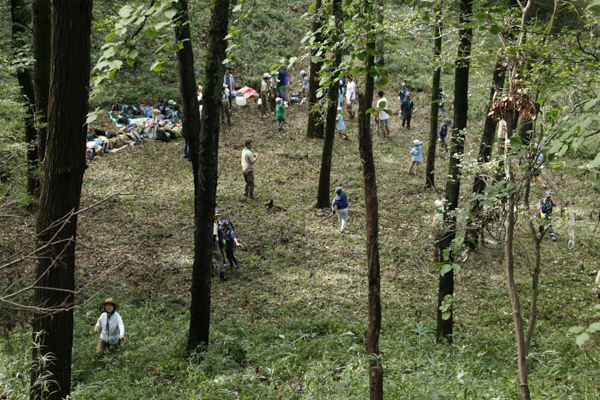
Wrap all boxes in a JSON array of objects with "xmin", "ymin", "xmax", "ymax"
[{"xmin": 102, "ymin": 297, "xmax": 118, "ymax": 309}]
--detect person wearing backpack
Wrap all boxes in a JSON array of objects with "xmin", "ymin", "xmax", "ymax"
[
  {"xmin": 539, "ymin": 191, "xmax": 557, "ymax": 241},
  {"xmin": 260, "ymin": 73, "xmax": 270, "ymax": 118},
  {"xmin": 223, "ymin": 67, "xmax": 235, "ymax": 110},
  {"xmin": 279, "ymin": 66, "xmax": 289, "ymax": 102}
]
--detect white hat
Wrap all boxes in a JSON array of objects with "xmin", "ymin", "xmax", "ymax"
[
  {"xmin": 337, "ymin": 107, "xmax": 343, "ymax": 111},
  {"xmin": 401, "ymin": 82, "xmax": 406, "ymax": 86},
  {"xmin": 263, "ymin": 73, "xmax": 270, "ymax": 78},
  {"xmin": 413, "ymin": 139, "xmax": 420, "ymax": 146},
  {"xmin": 434, "ymin": 200, "xmax": 444, "ymax": 210},
  {"xmin": 271, "ymin": 70, "xmax": 278, "ymax": 75},
  {"xmin": 276, "ymin": 97, "xmax": 282, "ymax": 102},
  {"xmin": 406, "ymin": 91, "xmax": 412, "ymax": 96},
  {"xmin": 300, "ymin": 70, "xmax": 307, "ymax": 76}
]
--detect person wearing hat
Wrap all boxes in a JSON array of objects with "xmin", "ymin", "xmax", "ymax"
[
  {"xmin": 213, "ymin": 209, "xmax": 229, "ymax": 280},
  {"xmin": 270, "ymin": 71, "xmax": 279, "ymax": 114},
  {"xmin": 94, "ymin": 297, "xmax": 125, "ymax": 355},
  {"xmin": 260, "ymin": 73, "xmax": 270, "ymax": 118},
  {"xmin": 429, "ymin": 200, "xmax": 445, "ymax": 262},
  {"xmin": 276, "ymin": 98, "xmax": 285, "ymax": 131},
  {"xmin": 220, "ymin": 219, "xmax": 241, "ymax": 270},
  {"xmin": 438, "ymin": 87, "xmax": 447, "ymax": 118},
  {"xmin": 241, "ymin": 139, "xmax": 259, "ymax": 199},
  {"xmin": 223, "ymin": 67, "xmax": 235, "ymax": 110},
  {"xmin": 397, "ymin": 82, "xmax": 407, "ymax": 102},
  {"xmin": 345, "ymin": 76, "xmax": 356, "ymax": 120},
  {"xmin": 376, "ymin": 90, "xmax": 390, "ymax": 140},
  {"xmin": 539, "ymin": 190, "xmax": 557, "ymax": 241},
  {"xmin": 336, "ymin": 106, "xmax": 348, "ymax": 140},
  {"xmin": 401, "ymin": 91, "xmax": 415, "ymax": 129},
  {"xmin": 332, "ymin": 187, "xmax": 349, "ymax": 233},
  {"xmin": 437, "ymin": 118, "xmax": 452, "ymax": 154},
  {"xmin": 221, "ymin": 84, "xmax": 232, "ymax": 126},
  {"xmin": 300, "ymin": 70, "xmax": 309, "ymax": 98},
  {"xmin": 408, "ymin": 139, "xmax": 423, "ymax": 174},
  {"xmin": 532, "ymin": 143, "xmax": 546, "ymax": 188}
]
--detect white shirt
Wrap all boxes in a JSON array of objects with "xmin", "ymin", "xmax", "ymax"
[
  {"xmin": 241, "ymin": 148, "xmax": 257, "ymax": 172},
  {"xmin": 377, "ymin": 97, "xmax": 389, "ymax": 120},
  {"xmin": 95, "ymin": 311, "xmax": 125, "ymax": 344},
  {"xmin": 346, "ymin": 81, "xmax": 356, "ymax": 101}
]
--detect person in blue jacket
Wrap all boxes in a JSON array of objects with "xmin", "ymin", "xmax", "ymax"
[
  {"xmin": 332, "ymin": 187, "xmax": 349, "ymax": 233},
  {"xmin": 408, "ymin": 139, "xmax": 423, "ymax": 174},
  {"xmin": 437, "ymin": 118, "xmax": 452, "ymax": 153},
  {"xmin": 220, "ymin": 219, "xmax": 241, "ymax": 269}
]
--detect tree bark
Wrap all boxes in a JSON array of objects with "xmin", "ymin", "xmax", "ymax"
[
  {"xmin": 525, "ymin": 220, "xmax": 541, "ymax": 354},
  {"xmin": 30, "ymin": 1, "xmax": 92, "ymax": 399},
  {"xmin": 32, "ymin": 0, "xmax": 51, "ymax": 166},
  {"xmin": 186, "ymin": 0, "xmax": 229, "ymax": 352},
  {"xmin": 436, "ymin": 0, "xmax": 473, "ymax": 344},
  {"xmin": 316, "ymin": 0, "xmax": 342, "ymax": 208},
  {"xmin": 10, "ymin": 0, "xmax": 38, "ymax": 196},
  {"xmin": 306, "ymin": 0, "xmax": 324, "ymax": 139},
  {"xmin": 425, "ymin": 2, "xmax": 442, "ymax": 188},
  {"xmin": 358, "ymin": 6, "xmax": 382, "ymax": 396}
]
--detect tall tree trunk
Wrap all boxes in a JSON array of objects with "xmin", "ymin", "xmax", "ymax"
[
  {"xmin": 10, "ymin": 0, "xmax": 38, "ymax": 196},
  {"xmin": 306, "ymin": 0, "xmax": 324, "ymax": 139},
  {"xmin": 30, "ymin": 1, "xmax": 92, "ymax": 399},
  {"xmin": 525, "ymin": 220, "xmax": 541, "ymax": 354},
  {"xmin": 436, "ymin": 0, "xmax": 473, "ymax": 344},
  {"xmin": 186, "ymin": 0, "xmax": 229, "ymax": 352},
  {"xmin": 359, "ymin": 5, "xmax": 382, "ymax": 396},
  {"xmin": 425, "ymin": 2, "xmax": 442, "ymax": 188},
  {"xmin": 316, "ymin": 0, "xmax": 342, "ymax": 208},
  {"xmin": 32, "ymin": 0, "xmax": 51, "ymax": 166},
  {"xmin": 375, "ymin": 0, "xmax": 384, "ymax": 66},
  {"xmin": 467, "ymin": 62, "xmax": 505, "ymax": 249}
]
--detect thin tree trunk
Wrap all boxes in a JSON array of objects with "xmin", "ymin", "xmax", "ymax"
[
  {"xmin": 32, "ymin": 0, "xmax": 51, "ymax": 166},
  {"xmin": 306, "ymin": 0, "xmax": 324, "ymax": 139},
  {"xmin": 10, "ymin": 0, "xmax": 38, "ymax": 196},
  {"xmin": 30, "ymin": 1, "xmax": 92, "ymax": 399},
  {"xmin": 505, "ymin": 194, "xmax": 531, "ymax": 400},
  {"xmin": 525, "ymin": 220, "xmax": 541, "ymax": 354},
  {"xmin": 316, "ymin": 0, "xmax": 342, "ymax": 208},
  {"xmin": 425, "ymin": 2, "xmax": 442, "ymax": 188},
  {"xmin": 186, "ymin": 0, "xmax": 229, "ymax": 352},
  {"xmin": 358, "ymin": 5, "xmax": 382, "ymax": 396},
  {"xmin": 436, "ymin": 0, "xmax": 473, "ymax": 344}
]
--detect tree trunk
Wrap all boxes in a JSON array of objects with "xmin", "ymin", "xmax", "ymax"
[
  {"xmin": 306, "ymin": 0, "xmax": 324, "ymax": 139},
  {"xmin": 505, "ymin": 194, "xmax": 531, "ymax": 400},
  {"xmin": 10, "ymin": 0, "xmax": 38, "ymax": 196},
  {"xmin": 436, "ymin": 0, "xmax": 473, "ymax": 344},
  {"xmin": 316, "ymin": 0, "xmax": 342, "ymax": 208},
  {"xmin": 467, "ymin": 62, "xmax": 505, "ymax": 249},
  {"xmin": 358, "ymin": 8, "xmax": 382, "ymax": 397},
  {"xmin": 186, "ymin": 0, "xmax": 229, "ymax": 352},
  {"xmin": 32, "ymin": 0, "xmax": 51, "ymax": 166},
  {"xmin": 525, "ymin": 220, "xmax": 541, "ymax": 354},
  {"xmin": 30, "ymin": 1, "xmax": 92, "ymax": 399},
  {"xmin": 425, "ymin": 2, "xmax": 442, "ymax": 188}
]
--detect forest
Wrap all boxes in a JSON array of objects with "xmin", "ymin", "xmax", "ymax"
[{"xmin": 2, "ymin": 0, "xmax": 600, "ymax": 399}]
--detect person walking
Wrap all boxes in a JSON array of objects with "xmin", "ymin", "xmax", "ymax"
[
  {"xmin": 438, "ymin": 118, "xmax": 452, "ymax": 154},
  {"xmin": 94, "ymin": 297, "xmax": 125, "ymax": 356},
  {"xmin": 401, "ymin": 91, "xmax": 415, "ymax": 129},
  {"xmin": 241, "ymin": 139, "xmax": 259, "ymax": 199},
  {"xmin": 220, "ymin": 219, "xmax": 241, "ymax": 269},
  {"xmin": 539, "ymin": 190, "xmax": 557, "ymax": 241},
  {"xmin": 345, "ymin": 76, "xmax": 356, "ymax": 120},
  {"xmin": 332, "ymin": 187, "xmax": 349, "ymax": 233},
  {"xmin": 223, "ymin": 67, "xmax": 235, "ymax": 110},
  {"xmin": 408, "ymin": 139, "xmax": 423, "ymax": 174},
  {"xmin": 429, "ymin": 200, "xmax": 445, "ymax": 262},
  {"xmin": 376, "ymin": 90, "xmax": 390, "ymax": 140},
  {"xmin": 212, "ymin": 209, "xmax": 229, "ymax": 281},
  {"xmin": 276, "ymin": 98, "xmax": 285, "ymax": 131},
  {"xmin": 260, "ymin": 73, "xmax": 270, "ymax": 118},
  {"xmin": 336, "ymin": 107, "xmax": 348, "ymax": 140}
]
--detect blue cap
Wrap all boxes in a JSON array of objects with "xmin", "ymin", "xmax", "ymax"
[
  {"xmin": 214, "ymin": 209, "xmax": 220, "ymax": 215},
  {"xmin": 545, "ymin": 191, "xmax": 552, "ymax": 197},
  {"xmin": 335, "ymin": 187, "xmax": 343, "ymax": 194},
  {"xmin": 219, "ymin": 219, "xmax": 230, "ymax": 229},
  {"xmin": 445, "ymin": 118, "xmax": 452, "ymax": 125}
]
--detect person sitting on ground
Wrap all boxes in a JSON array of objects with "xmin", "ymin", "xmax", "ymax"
[
  {"xmin": 336, "ymin": 107, "xmax": 348, "ymax": 140},
  {"xmin": 260, "ymin": 73, "xmax": 270, "ymax": 118},
  {"xmin": 539, "ymin": 190, "xmax": 557, "ymax": 241},
  {"xmin": 401, "ymin": 91, "xmax": 415, "ymax": 129},
  {"xmin": 332, "ymin": 187, "xmax": 349, "ymax": 233},
  {"xmin": 438, "ymin": 118, "xmax": 452, "ymax": 153},
  {"xmin": 94, "ymin": 297, "xmax": 125, "ymax": 356},
  {"xmin": 532, "ymin": 143, "xmax": 546, "ymax": 188},
  {"xmin": 276, "ymin": 98, "xmax": 285, "ymax": 131},
  {"xmin": 429, "ymin": 200, "xmax": 445, "ymax": 262},
  {"xmin": 221, "ymin": 84, "xmax": 232, "ymax": 126},
  {"xmin": 376, "ymin": 90, "xmax": 390, "ymax": 141},
  {"xmin": 408, "ymin": 139, "xmax": 423, "ymax": 174},
  {"xmin": 220, "ymin": 219, "xmax": 241, "ymax": 270}
]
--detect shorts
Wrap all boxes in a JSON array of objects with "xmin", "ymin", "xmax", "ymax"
[
  {"xmin": 533, "ymin": 169, "xmax": 542, "ymax": 176},
  {"xmin": 379, "ymin": 119, "xmax": 388, "ymax": 129}
]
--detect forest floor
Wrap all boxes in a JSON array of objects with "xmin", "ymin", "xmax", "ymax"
[{"xmin": 2, "ymin": 93, "xmax": 600, "ymax": 399}]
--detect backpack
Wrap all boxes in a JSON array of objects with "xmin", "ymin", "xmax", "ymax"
[
  {"xmin": 117, "ymin": 115, "xmax": 129, "ymax": 125},
  {"xmin": 111, "ymin": 103, "xmax": 121, "ymax": 112},
  {"xmin": 279, "ymin": 67, "xmax": 289, "ymax": 85},
  {"xmin": 102, "ymin": 140, "xmax": 111, "ymax": 154},
  {"xmin": 145, "ymin": 106, "xmax": 152, "ymax": 118},
  {"xmin": 85, "ymin": 148, "xmax": 95, "ymax": 161},
  {"xmin": 156, "ymin": 129, "xmax": 171, "ymax": 142}
]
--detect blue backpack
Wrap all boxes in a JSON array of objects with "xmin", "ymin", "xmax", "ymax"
[{"xmin": 145, "ymin": 106, "xmax": 152, "ymax": 118}]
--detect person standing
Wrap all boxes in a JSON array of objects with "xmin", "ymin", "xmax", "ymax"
[
  {"xmin": 437, "ymin": 118, "xmax": 452, "ymax": 154},
  {"xmin": 220, "ymin": 219, "xmax": 241, "ymax": 269},
  {"xmin": 279, "ymin": 66, "xmax": 289, "ymax": 101},
  {"xmin": 221, "ymin": 84, "xmax": 232, "ymax": 126},
  {"xmin": 336, "ymin": 107, "xmax": 348, "ymax": 140},
  {"xmin": 376, "ymin": 90, "xmax": 390, "ymax": 140},
  {"xmin": 429, "ymin": 200, "xmax": 445, "ymax": 262},
  {"xmin": 401, "ymin": 91, "xmax": 415, "ymax": 129},
  {"xmin": 241, "ymin": 139, "xmax": 259, "ymax": 199},
  {"xmin": 270, "ymin": 71, "xmax": 279, "ymax": 114},
  {"xmin": 94, "ymin": 297, "xmax": 125, "ymax": 356},
  {"xmin": 212, "ymin": 209, "xmax": 229, "ymax": 281},
  {"xmin": 408, "ymin": 139, "xmax": 423, "ymax": 174},
  {"xmin": 398, "ymin": 82, "xmax": 407, "ymax": 102},
  {"xmin": 345, "ymin": 76, "xmax": 356, "ymax": 120},
  {"xmin": 276, "ymin": 98, "xmax": 285, "ymax": 131},
  {"xmin": 300, "ymin": 70, "xmax": 309, "ymax": 98},
  {"xmin": 260, "ymin": 73, "xmax": 270, "ymax": 118},
  {"xmin": 332, "ymin": 187, "xmax": 349, "ymax": 233},
  {"xmin": 539, "ymin": 190, "xmax": 557, "ymax": 241},
  {"xmin": 223, "ymin": 67, "xmax": 235, "ymax": 110},
  {"xmin": 438, "ymin": 87, "xmax": 447, "ymax": 118}
]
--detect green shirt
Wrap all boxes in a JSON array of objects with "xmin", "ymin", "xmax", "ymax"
[{"xmin": 276, "ymin": 104, "xmax": 285, "ymax": 119}]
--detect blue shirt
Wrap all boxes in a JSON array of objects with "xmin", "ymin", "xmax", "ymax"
[
  {"xmin": 336, "ymin": 114, "xmax": 345, "ymax": 131},
  {"xmin": 398, "ymin": 88, "xmax": 407, "ymax": 101},
  {"xmin": 438, "ymin": 123, "xmax": 448, "ymax": 140},
  {"xmin": 401, "ymin": 98, "xmax": 414, "ymax": 112},
  {"xmin": 540, "ymin": 198, "xmax": 555, "ymax": 216},
  {"xmin": 302, "ymin": 76, "xmax": 309, "ymax": 88},
  {"xmin": 410, "ymin": 144, "xmax": 423, "ymax": 162},
  {"xmin": 224, "ymin": 228, "xmax": 236, "ymax": 249},
  {"xmin": 332, "ymin": 193, "xmax": 348, "ymax": 210}
]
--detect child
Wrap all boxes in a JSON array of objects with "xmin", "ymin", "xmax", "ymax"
[
  {"xmin": 332, "ymin": 187, "xmax": 349, "ymax": 233},
  {"xmin": 408, "ymin": 139, "xmax": 423, "ymax": 174},
  {"xmin": 336, "ymin": 107, "xmax": 348, "ymax": 140},
  {"xmin": 276, "ymin": 98, "xmax": 285, "ymax": 131},
  {"xmin": 437, "ymin": 118, "xmax": 452, "ymax": 154},
  {"xmin": 539, "ymin": 190, "xmax": 557, "ymax": 241},
  {"xmin": 300, "ymin": 70, "xmax": 309, "ymax": 98},
  {"xmin": 94, "ymin": 297, "xmax": 125, "ymax": 356},
  {"xmin": 220, "ymin": 219, "xmax": 241, "ymax": 269}
]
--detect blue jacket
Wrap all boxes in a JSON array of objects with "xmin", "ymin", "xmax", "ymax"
[
  {"xmin": 438, "ymin": 123, "xmax": 448, "ymax": 140},
  {"xmin": 401, "ymin": 98, "xmax": 414, "ymax": 112},
  {"xmin": 332, "ymin": 193, "xmax": 349, "ymax": 210}
]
